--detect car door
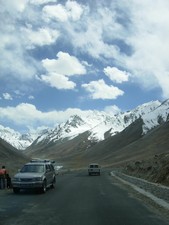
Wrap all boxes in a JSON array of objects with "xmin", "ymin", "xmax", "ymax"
[{"xmin": 45, "ymin": 164, "xmax": 53, "ymax": 185}]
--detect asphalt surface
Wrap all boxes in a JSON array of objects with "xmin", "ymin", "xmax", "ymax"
[{"xmin": 0, "ymin": 170, "xmax": 169, "ymax": 225}]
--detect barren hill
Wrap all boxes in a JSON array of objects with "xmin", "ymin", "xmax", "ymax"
[
  {"xmin": 0, "ymin": 138, "xmax": 29, "ymax": 175},
  {"xmin": 25, "ymin": 119, "xmax": 169, "ymax": 170}
]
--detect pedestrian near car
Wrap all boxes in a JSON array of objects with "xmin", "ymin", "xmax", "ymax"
[
  {"xmin": 0, "ymin": 165, "xmax": 7, "ymax": 189},
  {"xmin": 6, "ymin": 173, "xmax": 12, "ymax": 189}
]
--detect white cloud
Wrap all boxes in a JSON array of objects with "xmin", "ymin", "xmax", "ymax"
[
  {"xmin": 104, "ymin": 105, "xmax": 121, "ymax": 115},
  {"xmin": 0, "ymin": 103, "xmax": 94, "ymax": 130},
  {"xmin": 39, "ymin": 51, "xmax": 86, "ymax": 89},
  {"xmin": 43, "ymin": 4, "xmax": 69, "ymax": 22},
  {"xmin": 66, "ymin": 4, "xmax": 122, "ymax": 59},
  {"xmin": 2, "ymin": 0, "xmax": 28, "ymax": 13},
  {"xmin": 65, "ymin": 0, "xmax": 84, "ymax": 21},
  {"xmin": 22, "ymin": 27, "xmax": 60, "ymax": 48},
  {"xmin": 0, "ymin": 45, "xmax": 37, "ymax": 81},
  {"xmin": 115, "ymin": 0, "xmax": 169, "ymax": 98},
  {"xmin": 40, "ymin": 73, "xmax": 76, "ymax": 89},
  {"xmin": 0, "ymin": 102, "xmax": 123, "ymax": 132},
  {"xmin": 42, "ymin": 51, "xmax": 86, "ymax": 76},
  {"xmin": 42, "ymin": 1, "xmax": 84, "ymax": 22},
  {"xmin": 0, "ymin": 0, "xmax": 39, "ymax": 82},
  {"xmin": 0, "ymin": 103, "xmax": 44, "ymax": 128},
  {"xmin": 82, "ymin": 79, "xmax": 124, "ymax": 100},
  {"xmin": 104, "ymin": 67, "xmax": 130, "ymax": 83},
  {"xmin": 69, "ymin": 17, "xmax": 120, "ymax": 59},
  {"xmin": 62, "ymin": 0, "xmax": 169, "ymax": 98},
  {"xmin": 1, "ymin": 0, "xmax": 169, "ymax": 102},
  {"xmin": 2, "ymin": 93, "xmax": 13, "ymax": 100}
]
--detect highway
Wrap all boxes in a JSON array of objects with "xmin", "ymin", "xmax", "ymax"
[{"xmin": 0, "ymin": 170, "xmax": 168, "ymax": 225}]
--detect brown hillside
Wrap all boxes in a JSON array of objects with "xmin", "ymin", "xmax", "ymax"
[
  {"xmin": 25, "ymin": 118, "xmax": 169, "ymax": 169},
  {"xmin": 0, "ymin": 138, "xmax": 29, "ymax": 176}
]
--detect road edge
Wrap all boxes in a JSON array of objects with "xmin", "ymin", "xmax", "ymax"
[{"xmin": 110, "ymin": 171, "xmax": 169, "ymax": 211}]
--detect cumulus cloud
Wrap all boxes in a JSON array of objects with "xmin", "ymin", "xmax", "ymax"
[
  {"xmin": 40, "ymin": 51, "xmax": 86, "ymax": 89},
  {"xmin": 0, "ymin": 0, "xmax": 39, "ymax": 82},
  {"xmin": 104, "ymin": 67, "xmax": 130, "ymax": 83},
  {"xmin": 0, "ymin": 103, "xmax": 94, "ymax": 130},
  {"xmin": 40, "ymin": 73, "xmax": 76, "ymax": 90},
  {"xmin": 0, "ymin": 103, "xmax": 45, "ymax": 128},
  {"xmin": 42, "ymin": 51, "xmax": 86, "ymax": 76},
  {"xmin": 2, "ymin": 93, "xmax": 13, "ymax": 100},
  {"xmin": 82, "ymin": 79, "xmax": 124, "ymax": 100},
  {"xmin": 63, "ymin": 0, "xmax": 169, "ymax": 98},
  {"xmin": 65, "ymin": 0, "xmax": 84, "ymax": 21},
  {"xmin": 68, "ymin": 14, "xmax": 120, "ymax": 59},
  {"xmin": 43, "ymin": 0, "xmax": 84, "ymax": 22},
  {"xmin": 1, "ymin": 0, "xmax": 169, "ymax": 115},
  {"xmin": 22, "ymin": 27, "xmax": 60, "ymax": 48},
  {"xmin": 114, "ymin": 0, "xmax": 169, "ymax": 98},
  {"xmin": 43, "ymin": 4, "xmax": 69, "ymax": 22},
  {"xmin": 1, "ymin": 0, "xmax": 28, "ymax": 13}
]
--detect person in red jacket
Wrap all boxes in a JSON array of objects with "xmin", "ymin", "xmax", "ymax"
[{"xmin": 0, "ymin": 165, "xmax": 7, "ymax": 189}]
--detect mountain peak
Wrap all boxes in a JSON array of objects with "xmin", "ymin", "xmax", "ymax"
[
  {"xmin": 0, "ymin": 99, "xmax": 169, "ymax": 150},
  {"xmin": 65, "ymin": 115, "xmax": 84, "ymax": 128}
]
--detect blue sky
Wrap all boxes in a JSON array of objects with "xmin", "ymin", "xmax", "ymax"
[{"xmin": 0, "ymin": 0, "xmax": 168, "ymax": 133}]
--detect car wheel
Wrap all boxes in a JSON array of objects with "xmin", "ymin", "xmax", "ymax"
[
  {"xmin": 13, "ymin": 188, "xmax": 20, "ymax": 194},
  {"xmin": 41, "ymin": 180, "xmax": 47, "ymax": 193},
  {"xmin": 51, "ymin": 177, "xmax": 55, "ymax": 189}
]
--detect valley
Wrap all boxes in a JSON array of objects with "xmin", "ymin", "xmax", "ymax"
[{"xmin": 0, "ymin": 100, "xmax": 169, "ymax": 185}]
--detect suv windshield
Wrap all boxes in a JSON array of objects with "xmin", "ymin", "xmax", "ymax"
[
  {"xmin": 20, "ymin": 164, "xmax": 44, "ymax": 173},
  {"xmin": 90, "ymin": 165, "xmax": 98, "ymax": 168}
]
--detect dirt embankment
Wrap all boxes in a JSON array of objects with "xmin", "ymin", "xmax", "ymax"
[{"xmin": 123, "ymin": 152, "xmax": 169, "ymax": 187}]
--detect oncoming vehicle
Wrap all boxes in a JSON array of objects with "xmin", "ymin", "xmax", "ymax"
[
  {"xmin": 12, "ymin": 160, "xmax": 56, "ymax": 194},
  {"xmin": 88, "ymin": 163, "xmax": 101, "ymax": 176}
]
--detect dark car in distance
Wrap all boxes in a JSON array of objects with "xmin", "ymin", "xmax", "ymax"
[{"xmin": 88, "ymin": 163, "xmax": 101, "ymax": 176}]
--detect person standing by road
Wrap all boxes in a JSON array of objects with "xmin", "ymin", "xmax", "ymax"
[{"xmin": 0, "ymin": 165, "xmax": 7, "ymax": 189}]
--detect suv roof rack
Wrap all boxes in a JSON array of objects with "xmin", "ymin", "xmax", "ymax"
[{"xmin": 30, "ymin": 159, "xmax": 55, "ymax": 164}]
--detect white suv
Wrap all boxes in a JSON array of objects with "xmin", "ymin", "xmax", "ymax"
[
  {"xmin": 88, "ymin": 163, "xmax": 101, "ymax": 176},
  {"xmin": 12, "ymin": 160, "xmax": 56, "ymax": 194}
]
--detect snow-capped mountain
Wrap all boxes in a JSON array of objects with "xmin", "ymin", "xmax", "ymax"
[
  {"xmin": 34, "ymin": 113, "xmax": 119, "ymax": 145},
  {"xmin": 34, "ymin": 100, "xmax": 167, "ymax": 147},
  {"xmin": 0, "ymin": 99, "xmax": 169, "ymax": 150},
  {"xmin": 0, "ymin": 125, "xmax": 45, "ymax": 150},
  {"xmin": 142, "ymin": 99, "xmax": 169, "ymax": 133}
]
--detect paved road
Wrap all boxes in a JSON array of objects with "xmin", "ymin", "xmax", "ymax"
[{"xmin": 0, "ymin": 170, "xmax": 169, "ymax": 225}]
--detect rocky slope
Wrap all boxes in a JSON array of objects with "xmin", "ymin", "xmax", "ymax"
[
  {"xmin": 123, "ymin": 152, "xmax": 169, "ymax": 187},
  {"xmin": 0, "ymin": 138, "xmax": 29, "ymax": 175}
]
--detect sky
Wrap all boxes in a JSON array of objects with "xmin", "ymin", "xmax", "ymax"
[{"xmin": 0, "ymin": 0, "xmax": 169, "ymax": 133}]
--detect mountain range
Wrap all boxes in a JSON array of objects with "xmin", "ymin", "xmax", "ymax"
[
  {"xmin": 1, "ymin": 99, "xmax": 168, "ymax": 148},
  {"xmin": 1, "ymin": 99, "xmax": 169, "ymax": 170}
]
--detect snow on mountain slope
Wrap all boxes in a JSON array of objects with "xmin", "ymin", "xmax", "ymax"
[
  {"xmin": 0, "ymin": 125, "xmax": 42, "ymax": 150},
  {"xmin": 1, "ymin": 99, "xmax": 169, "ymax": 149},
  {"xmin": 34, "ymin": 100, "xmax": 164, "ymax": 146},
  {"xmin": 142, "ymin": 99, "xmax": 169, "ymax": 134},
  {"xmin": 118, "ymin": 100, "xmax": 161, "ymax": 126}
]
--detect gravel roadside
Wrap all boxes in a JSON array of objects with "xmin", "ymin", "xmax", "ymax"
[{"xmin": 110, "ymin": 171, "xmax": 169, "ymax": 221}]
